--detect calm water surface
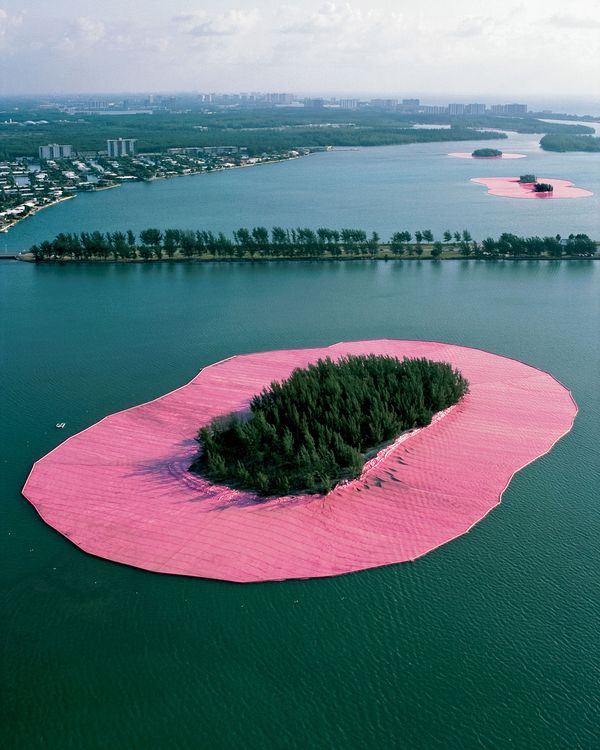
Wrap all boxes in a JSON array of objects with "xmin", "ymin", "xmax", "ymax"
[
  {"xmin": 2, "ymin": 130, "xmax": 599, "ymax": 252},
  {"xmin": 1, "ymin": 259, "xmax": 599, "ymax": 749}
]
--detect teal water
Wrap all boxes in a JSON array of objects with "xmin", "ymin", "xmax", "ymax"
[
  {"xmin": 1, "ymin": 259, "xmax": 599, "ymax": 749},
  {"xmin": 2, "ymin": 130, "xmax": 599, "ymax": 252}
]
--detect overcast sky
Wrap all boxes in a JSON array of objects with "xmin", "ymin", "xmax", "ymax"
[{"xmin": 1, "ymin": 0, "xmax": 599, "ymax": 99}]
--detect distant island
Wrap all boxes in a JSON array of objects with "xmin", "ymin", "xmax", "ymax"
[
  {"xmin": 517, "ymin": 175, "xmax": 554, "ymax": 193},
  {"xmin": 22, "ymin": 227, "xmax": 598, "ymax": 261},
  {"xmin": 472, "ymin": 148, "xmax": 503, "ymax": 157},
  {"xmin": 190, "ymin": 355, "xmax": 469, "ymax": 496}
]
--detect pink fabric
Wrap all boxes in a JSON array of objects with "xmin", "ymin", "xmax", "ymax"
[
  {"xmin": 471, "ymin": 176, "xmax": 593, "ymax": 199},
  {"xmin": 22, "ymin": 341, "xmax": 577, "ymax": 582},
  {"xmin": 448, "ymin": 152, "xmax": 526, "ymax": 159}
]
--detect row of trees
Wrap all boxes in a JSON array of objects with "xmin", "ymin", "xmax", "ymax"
[
  {"xmin": 191, "ymin": 355, "xmax": 469, "ymax": 497},
  {"xmin": 29, "ymin": 227, "xmax": 598, "ymax": 261}
]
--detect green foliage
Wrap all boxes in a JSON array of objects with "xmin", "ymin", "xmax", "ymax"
[
  {"xmin": 190, "ymin": 355, "xmax": 469, "ymax": 497},
  {"xmin": 533, "ymin": 183, "xmax": 554, "ymax": 193},
  {"xmin": 28, "ymin": 227, "xmax": 596, "ymax": 261},
  {"xmin": 519, "ymin": 174, "xmax": 537, "ymax": 183},
  {"xmin": 472, "ymin": 148, "xmax": 502, "ymax": 157},
  {"xmin": 540, "ymin": 134, "xmax": 600, "ymax": 153}
]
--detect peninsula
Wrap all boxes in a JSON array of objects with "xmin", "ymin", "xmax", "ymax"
[{"xmin": 22, "ymin": 227, "xmax": 599, "ymax": 261}]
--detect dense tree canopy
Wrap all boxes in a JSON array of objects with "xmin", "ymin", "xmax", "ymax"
[
  {"xmin": 190, "ymin": 355, "xmax": 469, "ymax": 497},
  {"xmin": 28, "ymin": 227, "xmax": 597, "ymax": 261},
  {"xmin": 540, "ymin": 134, "xmax": 600, "ymax": 153},
  {"xmin": 472, "ymin": 148, "xmax": 502, "ymax": 157}
]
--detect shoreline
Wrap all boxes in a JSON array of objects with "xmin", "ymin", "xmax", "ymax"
[
  {"xmin": 0, "ymin": 194, "xmax": 77, "ymax": 234},
  {"xmin": 0, "ymin": 153, "xmax": 305, "ymax": 236},
  {"xmin": 12, "ymin": 246, "xmax": 600, "ymax": 263}
]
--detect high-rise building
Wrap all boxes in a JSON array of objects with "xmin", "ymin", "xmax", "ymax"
[
  {"xmin": 339, "ymin": 99, "xmax": 359, "ymax": 109},
  {"xmin": 402, "ymin": 98, "xmax": 420, "ymax": 106},
  {"xmin": 265, "ymin": 93, "xmax": 294, "ymax": 105},
  {"xmin": 106, "ymin": 138, "xmax": 137, "ymax": 158},
  {"xmin": 490, "ymin": 103, "xmax": 528, "ymax": 115},
  {"xmin": 465, "ymin": 103, "xmax": 486, "ymax": 115},
  {"xmin": 503, "ymin": 103, "xmax": 527, "ymax": 115},
  {"xmin": 370, "ymin": 99, "xmax": 398, "ymax": 109},
  {"xmin": 39, "ymin": 144, "xmax": 73, "ymax": 160},
  {"xmin": 448, "ymin": 103, "xmax": 466, "ymax": 115}
]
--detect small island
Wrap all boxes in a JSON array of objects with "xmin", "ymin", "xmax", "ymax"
[
  {"xmin": 472, "ymin": 148, "xmax": 503, "ymax": 158},
  {"xmin": 518, "ymin": 175, "xmax": 553, "ymax": 193},
  {"xmin": 471, "ymin": 176, "xmax": 592, "ymax": 200},
  {"xmin": 191, "ymin": 355, "xmax": 468, "ymax": 496},
  {"xmin": 22, "ymin": 340, "xmax": 578, "ymax": 581}
]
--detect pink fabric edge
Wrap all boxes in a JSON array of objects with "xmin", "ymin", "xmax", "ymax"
[{"xmin": 22, "ymin": 340, "xmax": 578, "ymax": 583}]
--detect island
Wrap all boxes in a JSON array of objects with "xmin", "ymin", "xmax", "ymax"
[
  {"xmin": 517, "ymin": 175, "xmax": 554, "ymax": 193},
  {"xmin": 471, "ymin": 176, "xmax": 593, "ymax": 200},
  {"xmin": 191, "ymin": 355, "xmax": 469, "ymax": 496},
  {"xmin": 448, "ymin": 151, "xmax": 526, "ymax": 159},
  {"xmin": 471, "ymin": 148, "xmax": 503, "ymax": 157},
  {"xmin": 22, "ymin": 340, "xmax": 577, "ymax": 582}
]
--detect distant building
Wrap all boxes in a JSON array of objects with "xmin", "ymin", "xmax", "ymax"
[
  {"xmin": 421, "ymin": 105, "xmax": 448, "ymax": 115},
  {"xmin": 402, "ymin": 98, "xmax": 420, "ymax": 106},
  {"xmin": 370, "ymin": 98, "xmax": 398, "ymax": 109},
  {"xmin": 465, "ymin": 103, "xmax": 486, "ymax": 115},
  {"xmin": 490, "ymin": 103, "xmax": 528, "ymax": 115},
  {"xmin": 265, "ymin": 93, "xmax": 294, "ymax": 105},
  {"xmin": 448, "ymin": 103, "xmax": 466, "ymax": 115},
  {"xmin": 201, "ymin": 146, "xmax": 240, "ymax": 155},
  {"xmin": 303, "ymin": 98, "xmax": 325, "ymax": 108},
  {"xmin": 39, "ymin": 144, "xmax": 73, "ymax": 160},
  {"xmin": 107, "ymin": 138, "xmax": 137, "ymax": 158},
  {"xmin": 339, "ymin": 99, "xmax": 359, "ymax": 109}
]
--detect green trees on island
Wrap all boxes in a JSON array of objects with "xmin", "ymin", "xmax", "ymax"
[
  {"xmin": 472, "ymin": 148, "xmax": 503, "ymax": 157},
  {"xmin": 28, "ymin": 227, "xmax": 597, "ymax": 261},
  {"xmin": 519, "ymin": 175, "xmax": 537, "ymax": 183},
  {"xmin": 533, "ymin": 183, "xmax": 554, "ymax": 193},
  {"xmin": 190, "ymin": 355, "xmax": 469, "ymax": 497}
]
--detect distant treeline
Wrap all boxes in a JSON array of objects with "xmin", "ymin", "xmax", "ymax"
[
  {"xmin": 191, "ymin": 354, "xmax": 469, "ymax": 496},
  {"xmin": 0, "ymin": 107, "xmax": 594, "ymax": 159},
  {"xmin": 28, "ymin": 228, "xmax": 598, "ymax": 261},
  {"xmin": 540, "ymin": 133, "xmax": 600, "ymax": 152}
]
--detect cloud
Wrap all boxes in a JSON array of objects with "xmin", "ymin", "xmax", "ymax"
[
  {"xmin": 545, "ymin": 13, "xmax": 600, "ymax": 29},
  {"xmin": 280, "ymin": 2, "xmax": 364, "ymax": 34},
  {"xmin": 0, "ymin": 7, "xmax": 24, "ymax": 41},
  {"xmin": 173, "ymin": 9, "xmax": 258, "ymax": 37},
  {"xmin": 450, "ymin": 16, "xmax": 496, "ymax": 38}
]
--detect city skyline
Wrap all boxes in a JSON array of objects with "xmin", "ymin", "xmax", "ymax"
[{"xmin": 1, "ymin": 0, "xmax": 599, "ymax": 98}]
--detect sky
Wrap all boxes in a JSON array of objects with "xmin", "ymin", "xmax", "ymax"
[{"xmin": 1, "ymin": 0, "xmax": 600, "ymax": 100}]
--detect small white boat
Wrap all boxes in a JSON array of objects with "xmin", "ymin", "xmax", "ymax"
[{"xmin": 55, "ymin": 422, "xmax": 66, "ymax": 429}]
